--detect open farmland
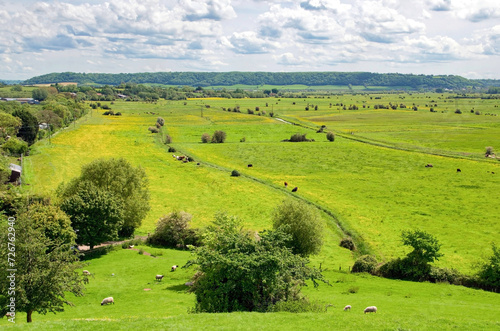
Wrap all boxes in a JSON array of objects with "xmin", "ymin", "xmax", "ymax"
[{"xmin": 15, "ymin": 92, "xmax": 500, "ymax": 329}]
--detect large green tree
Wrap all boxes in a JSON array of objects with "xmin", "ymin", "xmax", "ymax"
[
  {"xmin": 58, "ymin": 158, "xmax": 150, "ymax": 237},
  {"xmin": 0, "ymin": 205, "xmax": 84, "ymax": 323},
  {"xmin": 60, "ymin": 182, "xmax": 124, "ymax": 249},
  {"xmin": 272, "ymin": 200, "xmax": 324, "ymax": 257},
  {"xmin": 12, "ymin": 108, "xmax": 39, "ymax": 145},
  {"xmin": 188, "ymin": 213, "xmax": 325, "ymax": 313}
]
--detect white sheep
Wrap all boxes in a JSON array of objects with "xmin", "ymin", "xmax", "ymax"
[
  {"xmin": 83, "ymin": 270, "xmax": 91, "ymax": 276},
  {"xmin": 101, "ymin": 297, "xmax": 114, "ymax": 306},
  {"xmin": 156, "ymin": 274, "xmax": 164, "ymax": 281},
  {"xmin": 343, "ymin": 305, "xmax": 351, "ymax": 311},
  {"xmin": 364, "ymin": 306, "xmax": 377, "ymax": 313},
  {"xmin": 185, "ymin": 281, "xmax": 194, "ymax": 286},
  {"xmin": 171, "ymin": 265, "xmax": 178, "ymax": 271}
]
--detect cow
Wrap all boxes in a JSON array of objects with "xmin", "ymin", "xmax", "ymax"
[{"xmin": 292, "ymin": 187, "xmax": 298, "ymax": 192}]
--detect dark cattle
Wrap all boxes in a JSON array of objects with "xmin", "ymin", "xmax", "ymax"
[
  {"xmin": 292, "ymin": 187, "xmax": 298, "ymax": 192},
  {"xmin": 425, "ymin": 164, "xmax": 433, "ymax": 168},
  {"xmin": 284, "ymin": 182, "xmax": 288, "ymax": 188},
  {"xmin": 248, "ymin": 164, "xmax": 253, "ymax": 167},
  {"xmin": 457, "ymin": 168, "xmax": 461, "ymax": 172}
]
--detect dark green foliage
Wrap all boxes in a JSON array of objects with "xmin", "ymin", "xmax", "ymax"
[
  {"xmin": 288, "ymin": 133, "xmax": 310, "ymax": 142},
  {"xmin": 32, "ymin": 88, "xmax": 49, "ymax": 101},
  {"xmin": 12, "ymin": 108, "xmax": 39, "ymax": 145},
  {"xmin": 326, "ymin": 131, "xmax": 335, "ymax": 142},
  {"xmin": 2, "ymin": 137, "xmax": 28, "ymax": 156},
  {"xmin": 267, "ymin": 299, "xmax": 326, "ymax": 313},
  {"xmin": 156, "ymin": 117, "xmax": 165, "ymax": 126},
  {"xmin": 485, "ymin": 146, "xmax": 494, "ymax": 155},
  {"xmin": 0, "ymin": 207, "xmax": 84, "ymax": 322},
  {"xmin": 201, "ymin": 133, "xmax": 210, "ymax": 143},
  {"xmin": 147, "ymin": 210, "xmax": 201, "ymax": 248},
  {"xmin": 477, "ymin": 243, "xmax": 500, "ymax": 292},
  {"xmin": 231, "ymin": 170, "xmax": 241, "ymax": 177},
  {"xmin": 272, "ymin": 200, "xmax": 324, "ymax": 257},
  {"xmin": 58, "ymin": 158, "xmax": 150, "ymax": 238},
  {"xmin": 339, "ymin": 237, "xmax": 355, "ymax": 251},
  {"xmin": 352, "ymin": 255, "xmax": 378, "ymax": 274},
  {"xmin": 188, "ymin": 214, "xmax": 326, "ymax": 313},
  {"xmin": 429, "ymin": 266, "xmax": 466, "ymax": 285},
  {"xmin": 60, "ymin": 182, "xmax": 124, "ymax": 250},
  {"xmin": 164, "ymin": 135, "xmax": 172, "ymax": 144},
  {"xmin": 148, "ymin": 126, "xmax": 159, "ymax": 133},
  {"xmin": 455, "ymin": 109, "xmax": 462, "ymax": 114},
  {"xmin": 168, "ymin": 146, "xmax": 176, "ymax": 152},
  {"xmin": 211, "ymin": 130, "xmax": 226, "ymax": 143}
]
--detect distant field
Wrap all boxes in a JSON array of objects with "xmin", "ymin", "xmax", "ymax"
[{"xmin": 0, "ymin": 85, "xmax": 37, "ymax": 98}]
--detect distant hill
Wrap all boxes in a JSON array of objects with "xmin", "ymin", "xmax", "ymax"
[{"xmin": 21, "ymin": 71, "xmax": 500, "ymax": 90}]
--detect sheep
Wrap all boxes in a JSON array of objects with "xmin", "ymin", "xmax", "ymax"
[
  {"xmin": 156, "ymin": 275, "xmax": 164, "ymax": 281},
  {"xmin": 5, "ymin": 312, "xmax": 15, "ymax": 318},
  {"xmin": 284, "ymin": 181, "xmax": 288, "ymax": 188},
  {"xmin": 83, "ymin": 270, "xmax": 91, "ymax": 276},
  {"xmin": 364, "ymin": 306, "xmax": 377, "ymax": 313},
  {"xmin": 101, "ymin": 297, "xmax": 114, "ymax": 305},
  {"xmin": 343, "ymin": 305, "xmax": 351, "ymax": 311},
  {"xmin": 171, "ymin": 265, "xmax": 178, "ymax": 272}
]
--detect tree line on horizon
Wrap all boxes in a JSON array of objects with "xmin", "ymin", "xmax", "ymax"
[{"xmin": 21, "ymin": 71, "xmax": 499, "ymax": 90}]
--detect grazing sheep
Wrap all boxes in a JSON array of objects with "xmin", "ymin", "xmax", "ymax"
[
  {"xmin": 6, "ymin": 312, "xmax": 14, "ymax": 318},
  {"xmin": 185, "ymin": 281, "xmax": 194, "ymax": 286},
  {"xmin": 83, "ymin": 270, "xmax": 91, "ymax": 276},
  {"xmin": 284, "ymin": 182, "xmax": 288, "ymax": 188},
  {"xmin": 364, "ymin": 306, "xmax": 377, "ymax": 314},
  {"xmin": 101, "ymin": 297, "xmax": 114, "ymax": 305},
  {"xmin": 291, "ymin": 187, "xmax": 298, "ymax": 192},
  {"xmin": 343, "ymin": 305, "xmax": 351, "ymax": 311},
  {"xmin": 156, "ymin": 275, "xmax": 164, "ymax": 281},
  {"xmin": 171, "ymin": 265, "xmax": 178, "ymax": 271}
]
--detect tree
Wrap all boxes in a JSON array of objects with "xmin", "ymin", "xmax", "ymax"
[
  {"xmin": 0, "ymin": 113, "xmax": 22, "ymax": 139},
  {"xmin": 211, "ymin": 130, "xmax": 226, "ymax": 143},
  {"xmin": 272, "ymin": 200, "xmax": 324, "ymax": 257},
  {"xmin": 58, "ymin": 158, "xmax": 150, "ymax": 237},
  {"xmin": 32, "ymin": 88, "xmax": 49, "ymax": 101},
  {"xmin": 477, "ymin": 243, "xmax": 500, "ymax": 292},
  {"xmin": 188, "ymin": 213, "xmax": 325, "ymax": 313},
  {"xmin": 12, "ymin": 109, "xmax": 39, "ymax": 145},
  {"xmin": 147, "ymin": 210, "xmax": 200, "ymax": 248},
  {"xmin": 0, "ymin": 207, "xmax": 84, "ymax": 323},
  {"xmin": 402, "ymin": 229, "xmax": 443, "ymax": 266},
  {"xmin": 60, "ymin": 182, "xmax": 124, "ymax": 249}
]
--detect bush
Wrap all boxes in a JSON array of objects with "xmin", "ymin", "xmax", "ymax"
[
  {"xmin": 2, "ymin": 137, "xmax": 29, "ymax": 156},
  {"xmin": 475, "ymin": 110, "xmax": 481, "ymax": 115},
  {"xmin": 201, "ymin": 133, "xmax": 211, "ymax": 143},
  {"xmin": 147, "ymin": 211, "xmax": 201, "ymax": 248},
  {"xmin": 339, "ymin": 237, "xmax": 355, "ymax": 251},
  {"xmin": 164, "ymin": 135, "xmax": 172, "ymax": 144},
  {"xmin": 485, "ymin": 146, "xmax": 494, "ymax": 155},
  {"xmin": 148, "ymin": 126, "xmax": 159, "ymax": 133},
  {"xmin": 272, "ymin": 199, "xmax": 324, "ymax": 257},
  {"xmin": 476, "ymin": 243, "xmax": 500, "ymax": 292},
  {"xmin": 231, "ymin": 170, "xmax": 240, "ymax": 177},
  {"xmin": 289, "ymin": 133, "xmax": 310, "ymax": 142},
  {"xmin": 352, "ymin": 255, "xmax": 378, "ymax": 274},
  {"xmin": 429, "ymin": 266, "xmax": 465, "ymax": 285},
  {"xmin": 326, "ymin": 131, "xmax": 335, "ymax": 142},
  {"xmin": 247, "ymin": 109, "xmax": 254, "ymax": 115},
  {"xmin": 240, "ymin": 137, "xmax": 246, "ymax": 142},
  {"xmin": 211, "ymin": 130, "xmax": 226, "ymax": 143},
  {"xmin": 455, "ymin": 109, "xmax": 462, "ymax": 114},
  {"xmin": 268, "ymin": 299, "xmax": 325, "ymax": 313},
  {"xmin": 168, "ymin": 146, "xmax": 176, "ymax": 153},
  {"xmin": 157, "ymin": 117, "xmax": 165, "ymax": 126}
]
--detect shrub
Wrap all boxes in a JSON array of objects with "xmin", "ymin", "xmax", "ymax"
[
  {"xmin": 339, "ymin": 237, "xmax": 355, "ymax": 250},
  {"xmin": 147, "ymin": 211, "xmax": 201, "ymax": 248},
  {"xmin": 157, "ymin": 117, "xmax": 165, "ymax": 126},
  {"xmin": 289, "ymin": 133, "xmax": 310, "ymax": 142},
  {"xmin": 429, "ymin": 266, "xmax": 465, "ymax": 285},
  {"xmin": 476, "ymin": 243, "xmax": 500, "ymax": 292},
  {"xmin": 326, "ymin": 131, "xmax": 335, "ymax": 142},
  {"xmin": 247, "ymin": 109, "xmax": 254, "ymax": 115},
  {"xmin": 455, "ymin": 109, "xmax": 462, "ymax": 114},
  {"xmin": 268, "ymin": 299, "xmax": 325, "ymax": 313},
  {"xmin": 168, "ymin": 146, "xmax": 176, "ymax": 153},
  {"xmin": 231, "ymin": 170, "xmax": 240, "ymax": 177},
  {"xmin": 164, "ymin": 135, "xmax": 172, "ymax": 144},
  {"xmin": 255, "ymin": 106, "xmax": 260, "ymax": 111},
  {"xmin": 201, "ymin": 133, "xmax": 211, "ymax": 143},
  {"xmin": 102, "ymin": 104, "xmax": 110, "ymax": 110},
  {"xmin": 272, "ymin": 199, "xmax": 324, "ymax": 257},
  {"xmin": 103, "ymin": 110, "xmax": 114, "ymax": 115},
  {"xmin": 352, "ymin": 255, "xmax": 378, "ymax": 274},
  {"xmin": 485, "ymin": 146, "xmax": 494, "ymax": 155},
  {"xmin": 2, "ymin": 137, "xmax": 29, "ymax": 156},
  {"xmin": 115, "ymin": 112, "xmax": 122, "ymax": 116},
  {"xmin": 240, "ymin": 137, "xmax": 246, "ymax": 142},
  {"xmin": 211, "ymin": 130, "xmax": 226, "ymax": 143},
  {"xmin": 155, "ymin": 122, "xmax": 161, "ymax": 129},
  {"xmin": 475, "ymin": 110, "xmax": 481, "ymax": 115},
  {"xmin": 148, "ymin": 126, "xmax": 159, "ymax": 133}
]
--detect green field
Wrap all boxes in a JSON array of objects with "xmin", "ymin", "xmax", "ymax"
[{"xmin": 13, "ymin": 93, "xmax": 500, "ymax": 329}]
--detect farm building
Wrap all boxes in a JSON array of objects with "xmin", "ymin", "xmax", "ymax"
[{"xmin": 8, "ymin": 163, "xmax": 22, "ymax": 185}]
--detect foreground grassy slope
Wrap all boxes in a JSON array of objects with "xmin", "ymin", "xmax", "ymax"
[{"xmin": 1, "ymin": 246, "xmax": 499, "ymax": 330}]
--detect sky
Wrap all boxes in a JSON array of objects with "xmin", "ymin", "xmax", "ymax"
[{"xmin": 1, "ymin": 0, "xmax": 499, "ymax": 81}]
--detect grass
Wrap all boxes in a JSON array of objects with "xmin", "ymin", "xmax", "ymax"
[{"xmin": 16, "ymin": 93, "xmax": 500, "ymax": 329}]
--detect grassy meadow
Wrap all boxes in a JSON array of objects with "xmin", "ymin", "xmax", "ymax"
[{"xmin": 12, "ymin": 92, "xmax": 500, "ymax": 329}]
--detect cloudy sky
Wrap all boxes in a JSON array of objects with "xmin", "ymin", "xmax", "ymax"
[{"xmin": 1, "ymin": 0, "xmax": 499, "ymax": 80}]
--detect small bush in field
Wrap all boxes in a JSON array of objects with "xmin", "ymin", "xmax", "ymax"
[
  {"xmin": 148, "ymin": 126, "xmax": 159, "ymax": 133},
  {"xmin": 164, "ymin": 135, "xmax": 172, "ymax": 144},
  {"xmin": 247, "ymin": 109, "xmax": 254, "ymax": 114},
  {"xmin": 289, "ymin": 133, "xmax": 310, "ymax": 142},
  {"xmin": 240, "ymin": 137, "xmax": 246, "ymax": 142},
  {"xmin": 485, "ymin": 146, "xmax": 494, "ymax": 155},
  {"xmin": 339, "ymin": 237, "xmax": 355, "ymax": 250},
  {"xmin": 201, "ymin": 133, "xmax": 211, "ymax": 143},
  {"xmin": 455, "ymin": 109, "xmax": 462, "ymax": 114},
  {"xmin": 231, "ymin": 170, "xmax": 240, "ymax": 177},
  {"xmin": 211, "ymin": 130, "xmax": 226, "ymax": 143},
  {"xmin": 326, "ymin": 132, "xmax": 335, "ymax": 142},
  {"xmin": 352, "ymin": 255, "xmax": 378, "ymax": 274},
  {"xmin": 156, "ymin": 117, "xmax": 165, "ymax": 126}
]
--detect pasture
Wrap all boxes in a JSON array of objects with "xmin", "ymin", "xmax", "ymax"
[{"xmin": 15, "ymin": 92, "xmax": 500, "ymax": 328}]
